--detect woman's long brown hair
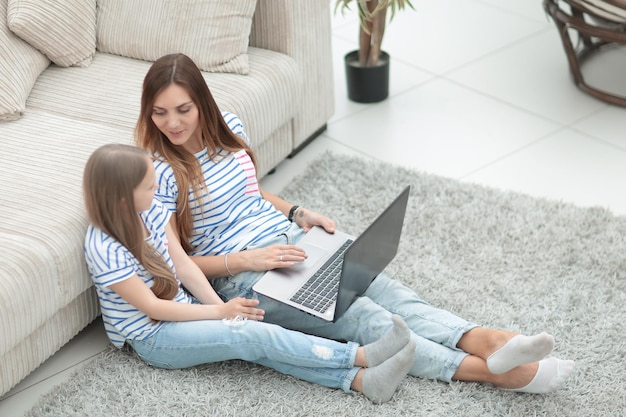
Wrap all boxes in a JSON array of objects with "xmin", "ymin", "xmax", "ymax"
[
  {"xmin": 83, "ymin": 144, "xmax": 178, "ymax": 300},
  {"xmin": 135, "ymin": 53, "xmax": 256, "ymax": 252}
]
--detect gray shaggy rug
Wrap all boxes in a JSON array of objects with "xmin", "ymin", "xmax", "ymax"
[{"xmin": 27, "ymin": 152, "xmax": 626, "ymax": 416}]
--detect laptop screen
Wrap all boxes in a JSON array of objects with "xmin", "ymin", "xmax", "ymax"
[{"xmin": 333, "ymin": 186, "xmax": 410, "ymax": 320}]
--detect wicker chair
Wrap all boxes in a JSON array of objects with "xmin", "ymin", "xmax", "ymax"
[{"xmin": 543, "ymin": 0, "xmax": 626, "ymax": 106}]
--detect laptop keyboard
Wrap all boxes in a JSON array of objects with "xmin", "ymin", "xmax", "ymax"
[{"xmin": 290, "ymin": 239, "xmax": 354, "ymax": 313}]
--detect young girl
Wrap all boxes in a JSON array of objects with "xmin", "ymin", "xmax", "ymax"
[
  {"xmin": 135, "ymin": 53, "xmax": 575, "ymax": 394},
  {"xmin": 82, "ymin": 143, "xmax": 416, "ymax": 404}
]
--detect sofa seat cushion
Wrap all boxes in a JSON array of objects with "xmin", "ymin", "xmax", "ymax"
[
  {"xmin": 0, "ymin": 232, "xmax": 61, "ymax": 357},
  {"xmin": 26, "ymin": 48, "xmax": 301, "ymax": 150},
  {"xmin": 0, "ymin": 110, "xmax": 134, "ymax": 307},
  {"xmin": 0, "ymin": 285, "xmax": 99, "ymax": 396}
]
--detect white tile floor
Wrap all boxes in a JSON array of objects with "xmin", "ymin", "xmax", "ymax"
[{"xmin": 3, "ymin": 0, "xmax": 626, "ymax": 415}]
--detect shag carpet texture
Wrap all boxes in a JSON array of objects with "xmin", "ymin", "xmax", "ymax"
[{"xmin": 27, "ymin": 152, "xmax": 626, "ymax": 416}]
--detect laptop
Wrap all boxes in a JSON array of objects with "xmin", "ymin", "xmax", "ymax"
[{"xmin": 253, "ymin": 185, "xmax": 410, "ymax": 322}]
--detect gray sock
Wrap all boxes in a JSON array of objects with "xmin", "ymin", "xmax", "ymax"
[
  {"xmin": 364, "ymin": 314, "xmax": 411, "ymax": 367},
  {"xmin": 362, "ymin": 340, "xmax": 415, "ymax": 404}
]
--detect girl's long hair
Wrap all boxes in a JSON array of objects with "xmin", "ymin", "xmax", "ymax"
[
  {"xmin": 135, "ymin": 53, "xmax": 256, "ymax": 252},
  {"xmin": 83, "ymin": 143, "xmax": 178, "ymax": 300}
]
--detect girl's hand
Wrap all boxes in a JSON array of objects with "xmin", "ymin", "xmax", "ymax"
[
  {"xmin": 242, "ymin": 244, "xmax": 307, "ymax": 271},
  {"xmin": 293, "ymin": 208, "xmax": 336, "ymax": 233},
  {"xmin": 221, "ymin": 297, "xmax": 264, "ymax": 321}
]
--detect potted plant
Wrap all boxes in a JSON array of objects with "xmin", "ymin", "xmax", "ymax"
[{"xmin": 335, "ymin": 0, "xmax": 414, "ymax": 103}]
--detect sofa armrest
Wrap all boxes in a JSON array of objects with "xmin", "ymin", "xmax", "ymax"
[{"xmin": 250, "ymin": 0, "xmax": 334, "ymax": 149}]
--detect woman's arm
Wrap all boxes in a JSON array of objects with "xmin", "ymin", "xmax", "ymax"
[
  {"xmin": 189, "ymin": 186, "xmax": 338, "ymax": 277},
  {"xmin": 260, "ymin": 187, "xmax": 292, "ymax": 217},
  {"xmin": 168, "ymin": 216, "xmax": 246, "ymax": 279},
  {"xmin": 190, "ymin": 187, "xmax": 338, "ymax": 277},
  {"xmin": 260, "ymin": 185, "xmax": 337, "ymax": 233},
  {"xmin": 191, "ymin": 244, "xmax": 307, "ymax": 278},
  {"xmin": 166, "ymin": 195, "xmax": 308, "ymax": 277},
  {"xmin": 168, "ymin": 185, "xmax": 335, "ymax": 278}
]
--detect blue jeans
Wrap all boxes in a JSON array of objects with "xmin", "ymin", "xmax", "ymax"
[
  {"xmin": 212, "ymin": 223, "xmax": 477, "ymax": 383},
  {"xmin": 127, "ymin": 316, "xmax": 360, "ymax": 393}
]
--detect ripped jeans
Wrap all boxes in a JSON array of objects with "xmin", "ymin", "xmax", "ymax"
[{"xmin": 127, "ymin": 314, "xmax": 360, "ymax": 393}]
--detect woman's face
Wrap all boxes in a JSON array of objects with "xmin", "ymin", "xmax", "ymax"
[
  {"xmin": 151, "ymin": 84, "xmax": 203, "ymax": 153},
  {"xmin": 133, "ymin": 157, "xmax": 158, "ymax": 212}
]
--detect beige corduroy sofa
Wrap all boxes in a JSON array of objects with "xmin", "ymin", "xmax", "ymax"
[{"xmin": 0, "ymin": 0, "xmax": 334, "ymax": 396}]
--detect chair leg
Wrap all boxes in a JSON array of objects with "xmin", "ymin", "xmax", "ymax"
[
  {"xmin": 571, "ymin": 8, "xmax": 594, "ymax": 49},
  {"xmin": 553, "ymin": 19, "xmax": 586, "ymax": 87}
]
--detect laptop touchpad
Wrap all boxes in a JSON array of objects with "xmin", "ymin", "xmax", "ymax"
[{"xmin": 293, "ymin": 242, "xmax": 327, "ymax": 269}]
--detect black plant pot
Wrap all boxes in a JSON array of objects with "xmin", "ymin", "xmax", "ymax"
[{"xmin": 344, "ymin": 50, "xmax": 390, "ymax": 103}]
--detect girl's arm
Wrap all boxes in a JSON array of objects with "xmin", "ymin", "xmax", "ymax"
[
  {"xmin": 164, "ymin": 221, "xmax": 223, "ymax": 305},
  {"xmin": 108, "ymin": 221, "xmax": 264, "ymax": 322},
  {"xmin": 109, "ymin": 276, "xmax": 263, "ymax": 322}
]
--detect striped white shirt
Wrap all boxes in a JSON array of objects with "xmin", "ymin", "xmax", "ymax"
[
  {"xmin": 153, "ymin": 112, "xmax": 291, "ymax": 257},
  {"xmin": 84, "ymin": 199, "xmax": 191, "ymax": 348}
]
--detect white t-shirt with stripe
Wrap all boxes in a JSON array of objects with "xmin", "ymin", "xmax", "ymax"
[
  {"xmin": 153, "ymin": 112, "xmax": 291, "ymax": 257},
  {"xmin": 84, "ymin": 199, "xmax": 191, "ymax": 348}
]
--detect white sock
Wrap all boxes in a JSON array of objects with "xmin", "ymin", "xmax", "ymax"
[
  {"xmin": 487, "ymin": 332, "xmax": 555, "ymax": 374},
  {"xmin": 507, "ymin": 358, "xmax": 575, "ymax": 394}
]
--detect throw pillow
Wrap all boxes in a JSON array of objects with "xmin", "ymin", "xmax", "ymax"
[
  {"xmin": 0, "ymin": 0, "xmax": 50, "ymax": 121},
  {"xmin": 571, "ymin": 0, "xmax": 626, "ymax": 22},
  {"xmin": 96, "ymin": 0, "xmax": 258, "ymax": 75},
  {"xmin": 7, "ymin": 0, "xmax": 97, "ymax": 67}
]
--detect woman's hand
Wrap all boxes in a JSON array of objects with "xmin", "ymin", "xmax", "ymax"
[
  {"xmin": 293, "ymin": 208, "xmax": 336, "ymax": 234},
  {"xmin": 241, "ymin": 244, "xmax": 307, "ymax": 271},
  {"xmin": 220, "ymin": 297, "xmax": 265, "ymax": 321}
]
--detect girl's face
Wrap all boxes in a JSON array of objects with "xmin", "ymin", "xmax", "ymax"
[
  {"xmin": 151, "ymin": 84, "xmax": 203, "ymax": 153},
  {"xmin": 133, "ymin": 158, "xmax": 158, "ymax": 212}
]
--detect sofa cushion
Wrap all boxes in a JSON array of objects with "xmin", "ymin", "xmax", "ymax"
[
  {"xmin": 26, "ymin": 50, "xmax": 301, "ymax": 149},
  {"xmin": 0, "ymin": 0, "xmax": 49, "ymax": 121},
  {"xmin": 7, "ymin": 0, "xmax": 97, "ymax": 67},
  {"xmin": 0, "ymin": 232, "xmax": 61, "ymax": 357},
  {"xmin": 96, "ymin": 0, "xmax": 257, "ymax": 75},
  {"xmin": 570, "ymin": 0, "xmax": 626, "ymax": 22},
  {"xmin": 0, "ymin": 109, "xmax": 134, "ymax": 304}
]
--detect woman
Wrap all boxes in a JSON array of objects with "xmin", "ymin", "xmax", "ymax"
[
  {"xmin": 135, "ymin": 53, "xmax": 575, "ymax": 394},
  {"xmin": 82, "ymin": 143, "xmax": 416, "ymax": 404}
]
